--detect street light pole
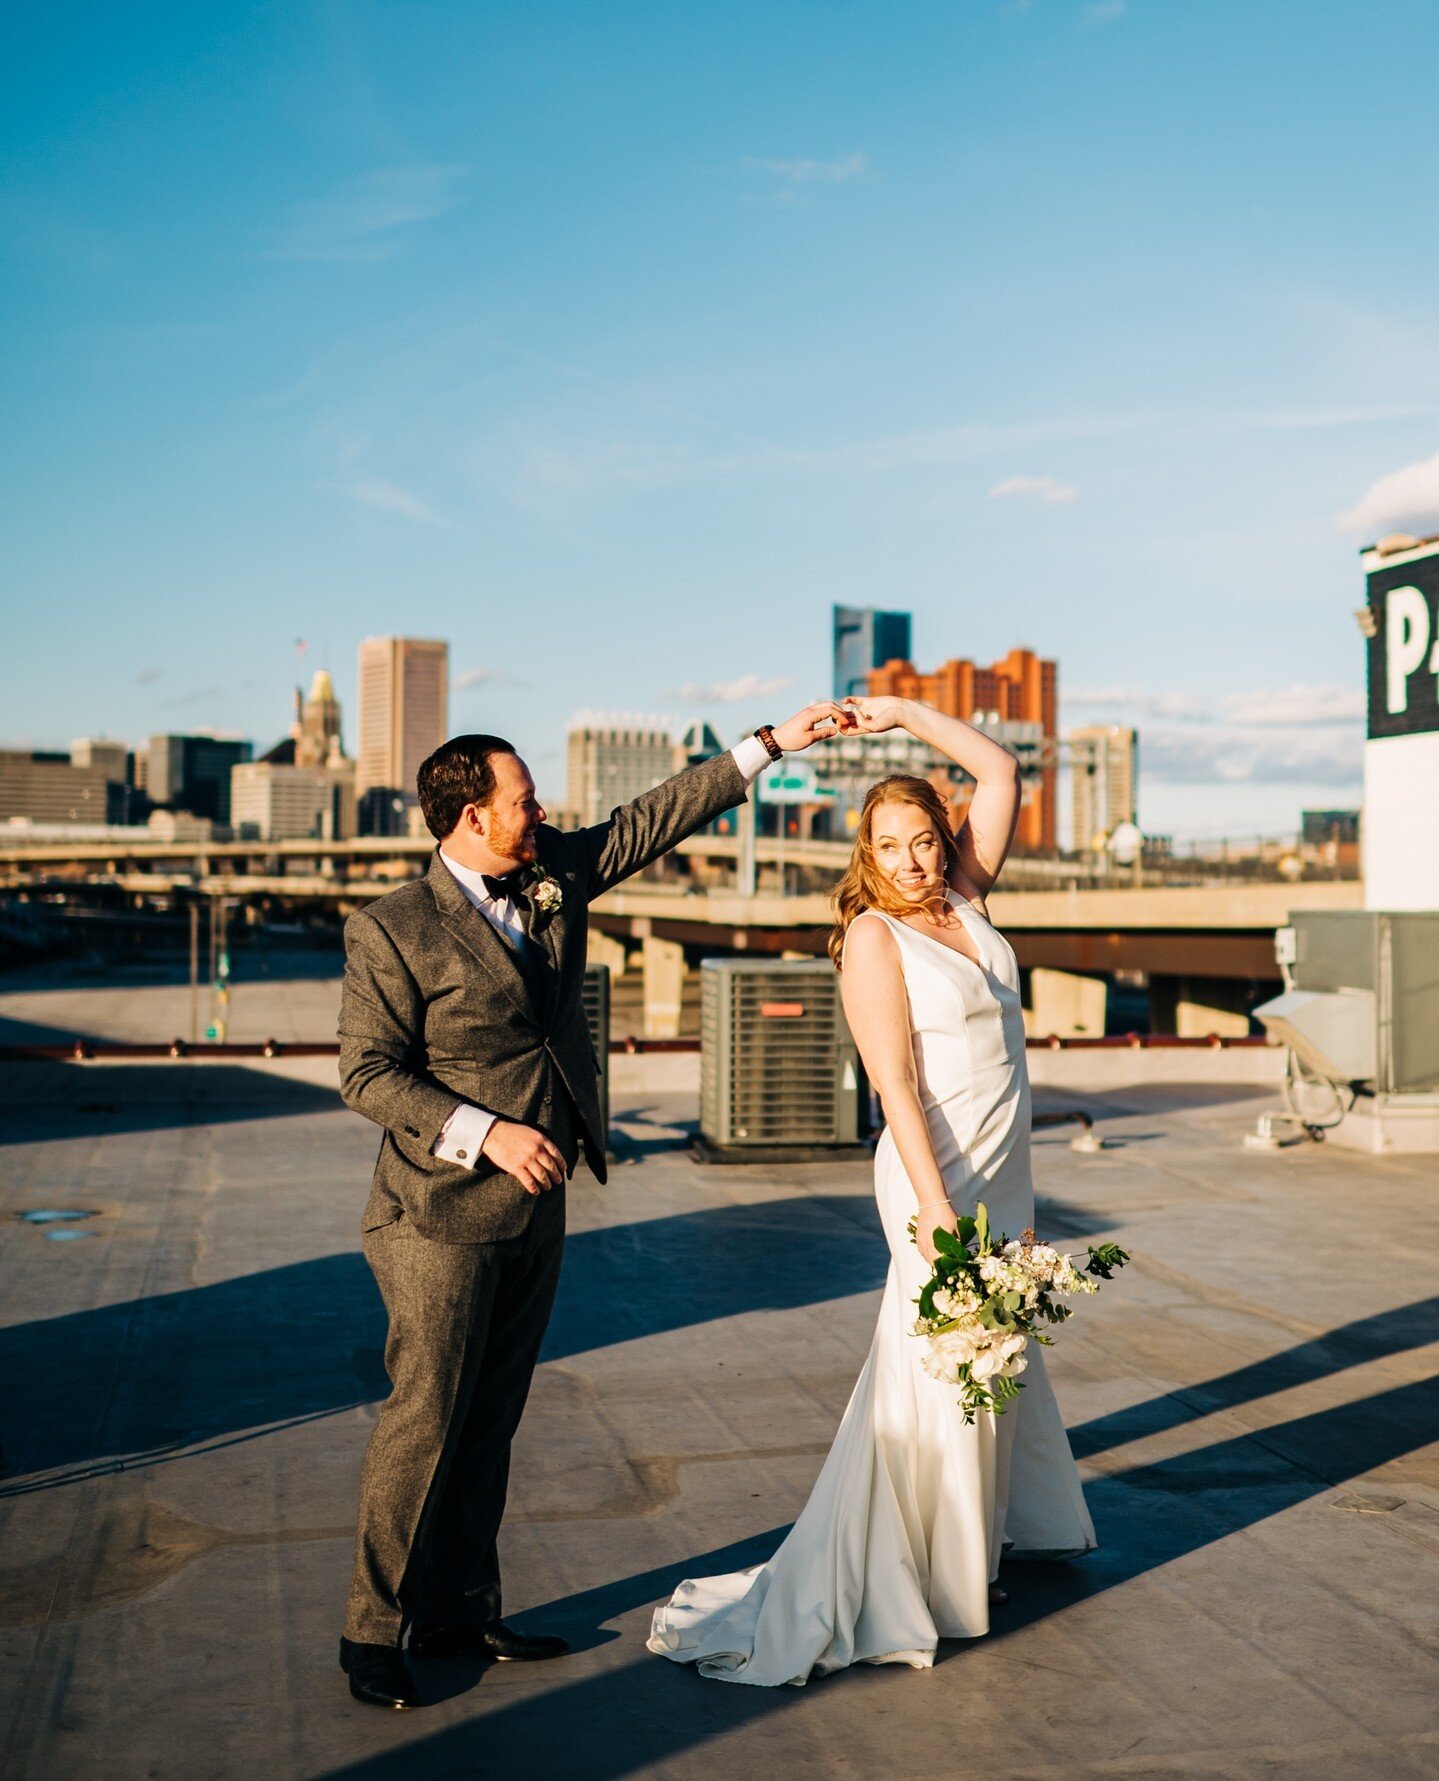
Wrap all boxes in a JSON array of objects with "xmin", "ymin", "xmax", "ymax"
[{"xmin": 188, "ymin": 902, "xmax": 199, "ymax": 1045}]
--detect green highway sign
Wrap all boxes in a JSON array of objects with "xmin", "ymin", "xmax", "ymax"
[{"xmin": 758, "ymin": 761, "xmax": 824, "ymax": 804}]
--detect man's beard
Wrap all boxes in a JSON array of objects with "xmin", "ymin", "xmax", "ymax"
[{"xmin": 494, "ymin": 819, "xmax": 536, "ymax": 864}]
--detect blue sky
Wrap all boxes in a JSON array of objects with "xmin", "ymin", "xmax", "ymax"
[{"xmin": 6, "ymin": 0, "xmax": 1439, "ymax": 837}]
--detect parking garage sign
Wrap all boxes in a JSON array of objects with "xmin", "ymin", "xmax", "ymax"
[{"xmin": 1366, "ymin": 545, "xmax": 1439, "ymax": 740}]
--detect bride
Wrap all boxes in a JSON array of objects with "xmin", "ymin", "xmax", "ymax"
[{"xmin": 647, "ymin": 694, "xmax": 1096, "ymax": 1686}]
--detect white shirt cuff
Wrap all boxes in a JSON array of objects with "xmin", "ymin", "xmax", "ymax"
[
  {"xmin": 432, "ymin": 1102, "xmax": 499, "ymax": 1169},
  {"xmin": 731, "ymin": 733, "xmax": 775, "ymax": 786}
]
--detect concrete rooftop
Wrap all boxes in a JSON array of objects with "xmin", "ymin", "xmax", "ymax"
[{"xmin": 1, "ymin": 969, "xmax": 1437, "ymax": 1780}]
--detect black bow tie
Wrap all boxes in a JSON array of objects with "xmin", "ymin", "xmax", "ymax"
[{"xmin": 480, "ymin": 871, "xmax": 525, "ymax": 901}]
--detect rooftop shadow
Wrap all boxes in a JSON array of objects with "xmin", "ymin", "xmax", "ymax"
[
  {"xmin": 1030, "ymin": 1081, "xmax": 1277, "ymax": 1120},
  {"xmin": 0, "ymin": 1058, "xmax": 344, "ymax": 1146},
  {"xmin": 0, "ymin": 1194, "xmax": 890, "ymax": 1489},
  {"xmin": 1070, "ymin": 1292, "xmax": 1439, "ymax": 1462},
  {"xmin": 310, "ymin": 1369, "xmax": 1439, "ymax": 1779},
  {"xmin": 0, "ymin": 941, "xmax": 343, "ymax": 1000}
]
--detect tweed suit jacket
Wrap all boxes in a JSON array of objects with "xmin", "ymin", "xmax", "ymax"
[{"xmin": 338, "ymin": 748, "xmax": 746, "ymax": 1244}]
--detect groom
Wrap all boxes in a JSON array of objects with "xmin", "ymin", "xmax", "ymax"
[{"xmin": 336, "ymin": 703, "xmax": 844, "ymax": 1708}]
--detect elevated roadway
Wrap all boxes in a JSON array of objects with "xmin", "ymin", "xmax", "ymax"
[{"xmin": 589, "ymin": 879, "xmax": 1363, "ymax": 979}]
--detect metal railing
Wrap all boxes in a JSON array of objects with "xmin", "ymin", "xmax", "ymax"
[{"xmin": 0, "ymin": 1031, "xmax": 1274, "ymax": 1062}]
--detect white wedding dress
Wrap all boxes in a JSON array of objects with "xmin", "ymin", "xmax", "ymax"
[{"xmin": 647, "ymin": 890, "xmax": 1096, "ymax": 1686}]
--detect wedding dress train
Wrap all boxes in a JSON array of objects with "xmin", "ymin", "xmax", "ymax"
[{"xmin": 647, "ymin": 891, "xmax": 1096, "ymax": 1686}]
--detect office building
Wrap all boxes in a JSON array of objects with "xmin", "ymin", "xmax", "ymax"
[
  {"xmin": 357, "ymin": 637, "xmax": 448, "ymax": 834},
  {"xmin": 230, "ymin": 759, "xmax": 356, "ymax": 841},
  {"xmin": 0, "ymin": 751, "xmax": 117, "ymax": 826},
  {"xmin": 866, "ymin": 648, "xmax": 1059, "ymax": 851},
  {"xmin": 566, "ymin": 714, "xmax": 677, "ymax": 827},
  {"xmin": 293, "ymin": 669, "xmax": 344, "ymax": 767},
  {"xmin": 231, "ymin": 668, "xmax": 358, "ymax": 840},
  {"xmin": 71, "ymin": 737, "xmax": 141, "ymax": 823},
  {"xmin": 833, "ymin": 605, "xmax": 913, "ymax": 701},
  {"xmin": 146, "ymin": 733, "xmax": 253, "ymax": 825},
  {"xmin": 1069, "ymin": 725, "xmax": 1138, "ymax": 854},
  {"xmin": 1301, "ymin": 809, "xmax": 1360, "ymax": 847},
  {"xmin": 145, "ymin": 809, "xmax": 216, "ymax": 842},
  {"xmin": 70, "ymin": 738, "xmax": 130, "ymax": 781}
]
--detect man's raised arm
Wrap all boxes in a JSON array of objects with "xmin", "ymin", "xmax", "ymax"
[{"xmin": 574, "ymin": 703, "xmax": 847, "ymax": 901}]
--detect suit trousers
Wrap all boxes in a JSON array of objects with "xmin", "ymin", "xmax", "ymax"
[{"xmin": 343, "ymin": 1094, "xmax": 574, "ymax": 1646}]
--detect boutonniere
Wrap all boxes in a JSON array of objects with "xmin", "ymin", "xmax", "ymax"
[{"xmin": 529, "ymin": 871, "xmax": 563, "ymax": 915}]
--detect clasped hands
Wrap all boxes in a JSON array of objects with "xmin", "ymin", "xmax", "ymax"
[{"xmin": 771, "ymin": 696, "xmax": 908, "ymax": 752}]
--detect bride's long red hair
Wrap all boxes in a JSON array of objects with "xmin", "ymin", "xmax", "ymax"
[{"xmin": 828, "ymin": 776, "xmax": 960, "ymax": 970}]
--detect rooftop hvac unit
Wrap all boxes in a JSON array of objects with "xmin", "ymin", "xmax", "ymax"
[
  {"xmin": 699, "ymin": 958, "xmax": 871, "ymax": 1157},
  {"xmin": 1253, "ymin": 911, "xmax": 1439, "ymax": 1094},
  {"xmin": 1250, "ymin": 910, "xmax": 1439, "ymax": 1153},
  {"xmin": 582, "ymin": 962, "xmax": 611, "ymax": 1144}
]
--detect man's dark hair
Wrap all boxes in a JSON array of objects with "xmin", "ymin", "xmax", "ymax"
[{"xmin": 416, "ymin": 734, "xmax": 518, "ymax": 840}]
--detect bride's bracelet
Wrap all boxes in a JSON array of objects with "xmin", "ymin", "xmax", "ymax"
[{"xmin": 915, "ymin": 1199, "xmax": 953, "ymax": 1210}]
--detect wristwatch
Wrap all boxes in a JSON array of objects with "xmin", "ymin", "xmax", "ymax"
[{"xmin": 754, "ymin": 724, "xmax": 784, "ymax": 762}]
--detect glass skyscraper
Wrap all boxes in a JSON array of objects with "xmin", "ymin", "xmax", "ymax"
[{"xmin": 832, "ymin": 605, "xmax": 913, "ymax": 701}]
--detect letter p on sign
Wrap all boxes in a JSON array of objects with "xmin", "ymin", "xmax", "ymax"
[{"xmin": 1385, "ymin": 585, "xmax": 1437, "ymax": 714}]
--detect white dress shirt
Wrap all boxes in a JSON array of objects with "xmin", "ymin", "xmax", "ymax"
[{"xmin": 431, "ymin": 733, "xmax": 774, "ymax": 1170}]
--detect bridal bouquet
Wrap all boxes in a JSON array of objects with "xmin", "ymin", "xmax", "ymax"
[{"xmin": 910, "ymin": 1203, "xmax": 1128, "ymax": 1423}]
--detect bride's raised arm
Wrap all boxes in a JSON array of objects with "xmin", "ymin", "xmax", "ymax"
[{"xmin": 841, "ymin": 696, "xmax": 1022, "ymax": 898}]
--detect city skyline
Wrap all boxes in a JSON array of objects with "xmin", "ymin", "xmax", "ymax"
[
  {"xmin": 6, "ymin": 612, "xmax": 1358, "ymax": 844},
  {"xmin": 8, "ymin": 1, "xmax": 1436, "ymax": 837}
]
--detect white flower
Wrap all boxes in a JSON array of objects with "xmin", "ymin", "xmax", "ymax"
[
  {"xmin": 933, "ymin": 1284, "xmax": 981, "ymax": 1320},
  {"xmin": 922, "ymin": 1322, "xmax": 983, "ymax": 1381},
  {"xmin": 530, "ymin": 874, "xmax": 563, "ymax": 913},
  {"xmin": 978, "ymin": 1255, "xmax": 1039, "ymax": 1304},
  {"xmin": 970, "ymin": 1332, "xmax": 1028, "ymax": 1382}
]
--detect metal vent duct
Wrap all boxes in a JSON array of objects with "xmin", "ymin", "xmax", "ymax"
[{"xmin": 1250, "ymin": 987, "xmax": 1377, "ymax": 1084}]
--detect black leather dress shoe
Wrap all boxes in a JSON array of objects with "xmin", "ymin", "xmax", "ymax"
[
  {"xmin": 339, "ymin": 1636, "xmax": 419, "ymax": 1709},
  {"xmin": 411, "ymin": 1621, "xmax": 569, "ymax": 1663}
]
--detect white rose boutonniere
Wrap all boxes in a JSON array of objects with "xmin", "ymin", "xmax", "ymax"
[{"xmin": 530, "ymin": 872, "xmax": 563, "ymax": 914}]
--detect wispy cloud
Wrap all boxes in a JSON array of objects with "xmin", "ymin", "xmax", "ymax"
[
  {"xmin": 673, "ymin": 673, "xmax": 794, "ymax": 704},
  {"xmin": 161, "ymin": 685, "xmax": 227, "ymax": 710},
  {"xmin": 1244, "ymin": 402, "xmax": 1429, "ymax": 432},
  {"xmin": 1083, "ymin": 1, "xmax": 1125, "ymax": 22},
  {"xmin": 342, "ymin": 478, "xmax": 452, "ymax": 527},
  {"xmin": 1070, "ymin": 683, "xmax": 1364, "ymax": 727},
  {"xmin": 745, "ymin": 153, "xmax": 867, "ymax": 200},
  {"xmin": 988, "ymin": 473, "xmax": 1078, "ymax": 506},
  {"xmin": 1224, "ymin": 685, "xmax": 1366, "ymax": 727},
  {"xmin": 1068, "ymin": 683, "xmax": 1364, "ymax": 788},
  {"xmin": 481, "ymin": 386, "xmax": 1426, "ymax": 518},
  {"xmin": 269, "ymin": 164, "xmax": 468, "ymax": 264},
  {"xmin": 454, "ymin": 667, "xmax": 531, "ymax": 692},
  {"xmin": 746, "ymin": 153, "xmax": 866, "ymax": 184},
  {"xmin": 1337, "ymin": 449, "xmax": 1439, "ymax": 538},
  {"xmin": 1137, "ymin": 725, "xmax": 1362, "ymax": 788},
  {"xmin": 506, "ymin": 417, "xmax": 1123, "ymax": 506}
]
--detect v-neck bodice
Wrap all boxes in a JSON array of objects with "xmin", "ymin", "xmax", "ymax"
[{"xmin": 848, "ymin": 889, "xmax": 1029, "ymax": 1143}]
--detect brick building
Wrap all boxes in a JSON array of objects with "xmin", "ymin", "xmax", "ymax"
[{"xmin": 866, "ymin": 647, "xmax": 1058, "ymax": 852}]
